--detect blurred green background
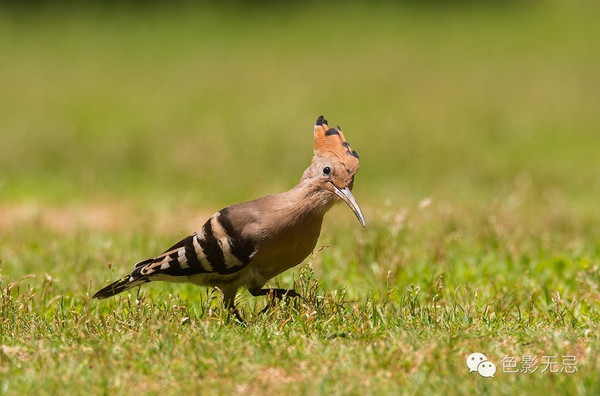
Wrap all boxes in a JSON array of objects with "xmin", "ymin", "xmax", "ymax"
[{"xmin": 2, "ymin": 1, "xmax": 598, "ymax": 210}]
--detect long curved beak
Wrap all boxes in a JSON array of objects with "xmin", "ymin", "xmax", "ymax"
[{"xmin": 332, "ymin": 186, "xmax": 366, "ymax": 227}]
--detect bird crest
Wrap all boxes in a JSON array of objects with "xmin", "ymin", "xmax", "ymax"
[{"xmin": 313, "ymin": 115, "xmax": 360, "ymax": 176}]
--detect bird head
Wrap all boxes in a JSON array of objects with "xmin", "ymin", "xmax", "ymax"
[{"xmin": 307, "ymin": 115, "xmax": 365, "ymax": 227}]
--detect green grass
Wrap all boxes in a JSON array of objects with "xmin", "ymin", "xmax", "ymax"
[{"xmin": 1, "ymin": 1, "xmax": 600, "ymax": 394}]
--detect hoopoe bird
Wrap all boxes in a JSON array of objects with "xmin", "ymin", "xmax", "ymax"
[{"xmin": 93, "ymin": 116, "xmax": 365, "ymax": 320}]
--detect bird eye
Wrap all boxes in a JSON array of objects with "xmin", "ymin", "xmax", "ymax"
[{"xmin": 322, "ymin": 166, "xmax": 331, "ymax": 176}]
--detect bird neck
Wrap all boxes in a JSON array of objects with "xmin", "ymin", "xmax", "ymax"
[{"xmin": 286, "ymin": 177, "xmax": 336, "ymax": 219}]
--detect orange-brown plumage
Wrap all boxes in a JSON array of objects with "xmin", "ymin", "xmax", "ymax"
[{"xmin": 313, "ymin": 115, "xmax": 360, "ymax": 188}]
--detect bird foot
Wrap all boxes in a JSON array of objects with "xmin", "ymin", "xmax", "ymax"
[
  {"xmin": 228, "ymin": 306, "xmax": 247, "ymax": 325},
  {"xmin": 250, "ymin": 288, "xmax": 305, "ymax": 314}
]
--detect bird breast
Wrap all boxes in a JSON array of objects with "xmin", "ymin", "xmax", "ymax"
[{"xmin": 251, "ymin": 209, "xmax": 325, "ymax": 282}]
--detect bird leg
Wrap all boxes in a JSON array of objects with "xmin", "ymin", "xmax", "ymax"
[
  {"xmin": 249, "ymin": 288, "xmax": 304, "ymax": 313},
  {"xmin": 222, "ymin": 287, "xmax": 246, "ymax": 324},
  {"xmin": 229, "ymin": 306, "xmax": 246, "ymax": 324}
]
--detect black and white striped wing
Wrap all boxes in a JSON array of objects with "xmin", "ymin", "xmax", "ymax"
[
  {"xmin": 132, "ymin": 207, "xmax": 260, "ymax": 280},
  {"xmin": 91, "ymin": 206, "xmax": 261, "ymax": 299}
]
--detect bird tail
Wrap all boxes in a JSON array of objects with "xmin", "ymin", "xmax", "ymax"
[{"xmin": 92, "ymin": 275, "xmax": 149, "ymax": 300}]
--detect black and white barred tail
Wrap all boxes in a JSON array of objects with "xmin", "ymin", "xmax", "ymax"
[{"xmin": 92, "ymin": 275, "xmax": 149, "ymax": 299}]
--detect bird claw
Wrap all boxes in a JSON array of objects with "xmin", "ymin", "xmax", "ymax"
[
  {"xmin": 257, "ymin": 288, "xmax": 304, "ymax": 314},
  {"xmin": 229, "ymin": 306, "xmax": 247, "ymax": 325}
]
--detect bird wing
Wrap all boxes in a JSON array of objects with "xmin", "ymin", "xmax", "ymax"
[{"xmin": 131, "ymin": 205, "xmax": 263, "ymax": 279}]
